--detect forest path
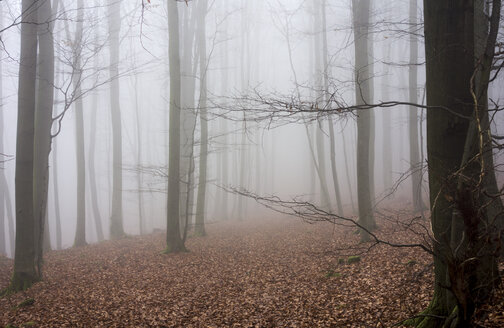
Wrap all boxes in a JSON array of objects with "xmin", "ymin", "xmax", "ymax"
[{"xmin": 0, "ymin": 215, "xmax": 480, "ymax": 327}]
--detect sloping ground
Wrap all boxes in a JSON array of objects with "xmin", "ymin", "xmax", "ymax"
[{"xmin": 0, "ymin": 216, "xmax": 501, "ymax": 327}]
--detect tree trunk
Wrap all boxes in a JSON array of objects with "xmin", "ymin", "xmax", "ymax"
[
  {"xmin": 352, "ymin": 0, "xmax": 375, "ymax": 241},
  {"xmin": 11, "ymin": 0, "xmax": 39, "ymax": 291},
  {"xmin": 195, "ymin": 0, "xmax": 208, "ymax": 237},
  {"xmin": 165, "ymin": 0, "xmax": 186, "ymax": 253},
  {"xmin": 321, "ymin": 0, "xmax": 343, "ymax": 215},
  {"xmin": 88, "ymin": 11, "xmax": 105, "ymax": 242},
  {"xmin": 0, "ymin": 3, "xmax": 6, "ymax": 256},
  {"xmin": 134, "ymin": 73, "xmax": 144, "ymax": 235},
  {"xmin": 51, "ymin": 133, "xmax": 62, "ymax": 249},
  {"xmin": 418, "ymin": 1, "xmax": 502, "ymax": 326},
  {"xmin": 33, "ymin": 0, "xmax": 56, "ymax": 270},
  {"xmin": 108, "ymin": 0, "xmax": 124, "ymax": 238},
  {"xmin": 179, "ymin": 4, "xmax": 198, "ymax": 232},
  {"xmin": 409, "ymin": 0, "xmax": 424, "ymax": 213},
  {"xmin": 73, "ymin": 0, "xmax": 86, "ymax": 247},
  {"xmin": 341, "ymin": 127, "xmax": 356, "ymax": 213}
]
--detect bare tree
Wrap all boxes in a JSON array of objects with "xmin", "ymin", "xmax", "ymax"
[
  {"xmin": 165, "ymin": 0, "xmax": 186, "ymax": 253},
  {"xmin": 195, "ymin": 0, "xmax": 208, "ymax": 236},
  {"xmin": 106, "ymin": 0, "xmax": 125, "ymax": 239},
  {"xmin": 10, "ymin": 0, "xmax": 39, "ymax": 291},
  {"xmin": 352, "ymin": 0, "xmax": 375, "ymax": 241}
]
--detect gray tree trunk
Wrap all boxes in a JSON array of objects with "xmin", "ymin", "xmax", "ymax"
[
  {"xmin": 408, "ymin": 0, "xmax": 423, "ymax": 213},
  {"xmin": 195, "ymin": 0, "xmax": 208, "ymax": 236},
  {"xmin": 381, "ymin": 43, "xmax": 392, "ymax": 191},
  {"xmin": 73, "ymin": 0, "xmax": 86, "ymax": 247},
  {"xmin": 33, "ymin": 0, "xmax": 56, "ymax": 273},
  {"xmin": 341, "ymin": 127, "xmax": 356, "ymax": 213},
  {"xmin": 51, "ymin": 131, "xmax": 62, "ymax": 249},
  {"xmin": 0, "ymin": 3, "xmax": 6, "ymax": 256},
  {"xmin": 165, "ymin": 0, "xmax": 186, "ymax": 253},
  {"xmin": 88, "ymin": 5, "xmax": 105, "ymax": 242},
  {"xmin": 134, "ymin": 73, "xmax": 144, "ymax": 235},
  {"xmin": 179, "ymin": 5, "xmax": 198, "ymax": 232},
  {"xmin": 219, "ymin": 4, "xmax": 229, "ymax": 220},
  {"xmin": 320, "ymin": 0, "xmax": 343, "ymax": 215},
  {"xmin": 11, "ymin": 0, "xmax": 39, "ymax": 290},
  {"xmin": 352, "ymin": 0, "xmax": 375, "ymax": 241},
  {"xmin": 108, "ymin": 0, "xmax": 124, "ymax": 238}
]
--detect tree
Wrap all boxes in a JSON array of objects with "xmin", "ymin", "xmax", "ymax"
[
  {"xmin": 165, "ymin": 0, "xmax": 186, "ymax": 253},
  {"xmin": 10, "ymin": 0, "xmax": 39, "ymax": 291},
  {"xmin": 108, "ymin": 0, "xmax": 125, "ymax": 239},
  {"xmin": 416, "ymin": 0, "xmax": 503, "ymax": 326},
  {"xmin": 352, "ymin": 0, "xmax": 375, "ymax": 241},
  {"xmin": 87, "ymin": 16, "xmax": 105, "ymax": 242},
  {"xmin": 179, "ymin": 3, "xmax": 198, "ymax": 231},
  {"xmin": 194, "ymin": 0, "xmax": 209, "ymax": 237},
  {"xmin": 320, "ymin": 0, "xmax": 343, "ymax": 215},
  {"xmin": 73, "ymin": 0, "xmax": 87, "ymax": 247},
  {"xmin": 34, "ymin": 0, "xmax": 58, "ymax": 261},
  {"xmin": 0, "ymin": 2, "xmax": 15, "ymax": 257},
  {"xmin": 408, "ymin": 0, "xmax": 424, "ymax": 213}
]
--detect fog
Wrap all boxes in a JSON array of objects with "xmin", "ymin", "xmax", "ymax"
[
  {"xmin": 3, "ymin": 0, "xmax": 504, "ymax": 326},
  {"xmin": 0, "ymin": 0, "xmax": 441, "ymax": 255},
  {"xmin": 0, "ymin": 0, "xmax": 503, "ymax": 255}
]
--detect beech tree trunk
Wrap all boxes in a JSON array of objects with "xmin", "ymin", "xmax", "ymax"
[
  {"xmin": 165, "ymin": 0, "xmax": 186, "ymax": 253},
  {"xmin": 409, "ymin": 0, "xmax": 424, "ymax": 213},
  {"xmin": 352, "ymin": 0, "xmax": 375, "ymax": 241},
  {"xmin": 108, "ymin": 0, "xmax": 124, "ymax": 238},
  {"xmin": 11, "ymin": 0, "xmax": 39, "ymax": 291},
  {"xmin": 418, "ymin": 1, "xmax": 503, "ymax": 326},
  {"xmin": 195, "ymin": 0, "xmax": 208, "ymax": 236},
  {"xmin": 73, "ymin": 0, "xmax": 87, "ymax": 247}
]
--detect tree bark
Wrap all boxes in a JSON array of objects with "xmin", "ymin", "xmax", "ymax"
[
  {"xmin": 418, "ymin": 1, "xmax": 502, "ymax": 326},
  {"xmin": 11, "ymin": 0, "xmax": 39, "ymax": 291},
  {"xmin": 179, "ymin": 4, "xmax": 198, "ymax": 232},
  {"xmin": 73, "ymin": 0, "xmax": 86, "ymax": 247},
  {"xmin": 108, "ymin": 0, "xmax": 124, "ymax": 238},
  {"xmin": 88, "ymin": 7, "xmax": 105, "ymax": 242},
  {"xmin": 409, "ymin": 0, "xmax": 424, "ymax": 213},
  {"xmin": 321, "ymin": 0, "xmax": 343, "ymax": 215},
  {"xmin": 352, "ymin": 0, "xmax": 375, "ymax": 241},
  {"xmin": 195, "ymin": 0, "xmax": 208, "ymax": 236},
  {"xmin": 165, "ymin": 0, "xmax": 186, "ymax": 253}
]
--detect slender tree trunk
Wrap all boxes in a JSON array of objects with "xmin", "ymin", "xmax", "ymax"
[
  {"xmin": 51, "ymin": 132, "xmax": 62, "ymax": 249},
  {"xmin": 409, "ymin": 0, "xmax": 423, "ymax": 212},
  {"xmin": 11, "ymin": 0, "xmax": 38, "ymax": 291},
  {"xmin": 352, "ymin": 0, "xmax": 374, "ymax": 241},
  {"xmin": 179, "ymin": 5, "xmax": 198, "ymax": 232},
  {"xmin": 195, "ymin": 0, "xmax": 208, "ymax": 236},
  {"xmin": 88, "ymin": 9, "xmax": 105, "ymax": 242},
  {"xmin": 33, "ymin": 0, "xmax": 57, "ymax": 267},
  {"xmin": 312, "ymin": 0, "xmax": 331, "ymax": 210},
  {"xmin": 220, "ymin": 3, "xmax": 229, "ymax": 220},
  {"xmin": 108, "ymin": 0, "xmax": 124, "ymax": 238},
  {"xmin": 341, "ymin": 127, "xmax": 356, "ymax": 213},
  {"xmin": 134, "ymin": 74, "xmax": 144, "ymax": 235},
  {"xmin": 0, "ymin": 173, "xmax": 14, "ymax": 256},
  {"xmin": 320, "ymin": 0, "xmax": 343, "ymax": 215},
  {"xmin": 237, "ymin": 0, "xmax": 249, "ymax": 220},
  {"xmin": 0, "ymin": 3, "xmax": 5, "ymax": 256},
  {"xmin": 165, "ymin": 0, "xmax": 186, "ymax": 253},
  {"xmin": 381, "ymin": 43, "xmax": 392, "ymax": 191},
  {"xmin": 73, "ymin": 0, "xmax": 86, "ymax": 247}
]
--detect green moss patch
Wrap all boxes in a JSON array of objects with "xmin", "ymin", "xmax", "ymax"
[{"xmin": 347, "ymin": 256, "xmax": 361, "ymax": 264}]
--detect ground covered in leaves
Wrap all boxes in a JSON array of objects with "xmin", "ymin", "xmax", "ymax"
[{"xmin": 0, "ymin": 216, "xmax": 502, "ymax": 327}]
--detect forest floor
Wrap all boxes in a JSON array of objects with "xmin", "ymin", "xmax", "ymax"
[{"xmin": 0, "ymin": 215, "xmax": 503, "ymax": 327}]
